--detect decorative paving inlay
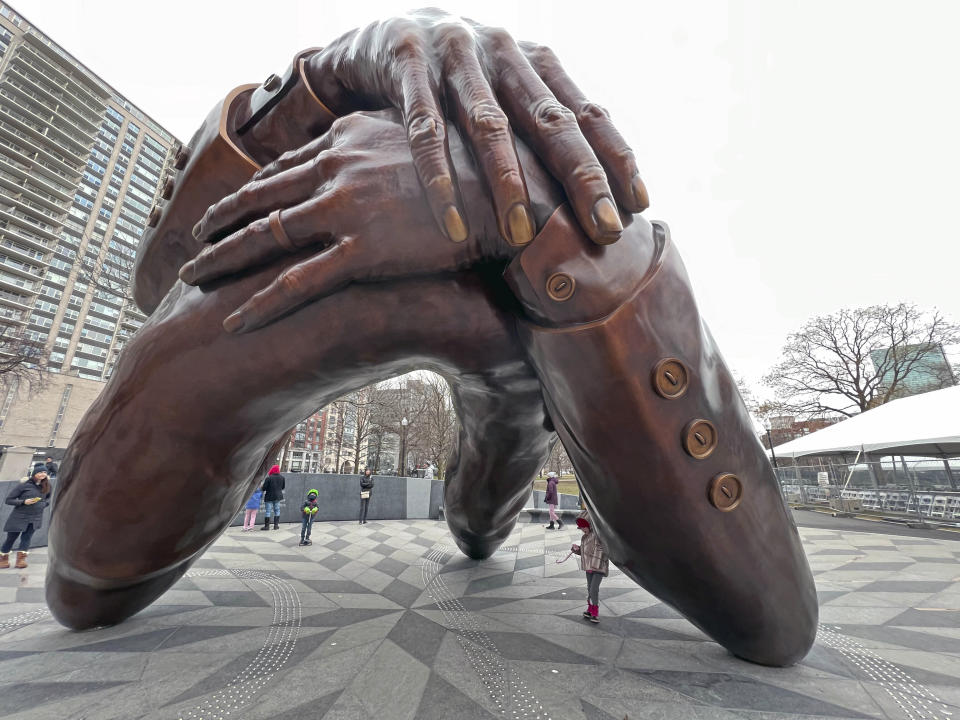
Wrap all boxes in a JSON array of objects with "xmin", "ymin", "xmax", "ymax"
[{"xmin": 0, "ymin": 515, "xmax": 958, "ymax": 719}]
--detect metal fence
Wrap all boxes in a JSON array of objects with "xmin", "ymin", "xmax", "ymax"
[{"xmin": 775, "ymin": 457, "xmax": 960, "ymax": 524}]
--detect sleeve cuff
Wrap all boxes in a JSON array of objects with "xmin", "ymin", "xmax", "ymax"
[{"xmin": 502, "ymin": 204, "xmax": 668, "ymax": 327}]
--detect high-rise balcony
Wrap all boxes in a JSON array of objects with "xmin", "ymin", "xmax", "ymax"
[
  {"xmin": 0, "ymin": 206, "xmax": 60, "ymax": 244},
  {"xmin": 0, "ymin": 132, "xmax": 82, "ymax": 186},
  {"xmin": 9, "ymin": 53, "xmax": 105, "ymax": 122},
  {"xmin": 0, "ymin": 236, "xmax": 50, "ymax": 266},
  {"xmin": 1, "ymin": 77, "xmax": 99, "ymax": 141},
  {"xmin": 0, "ymin": 269, "xmax": 40, "ymax": 295},
  {"xmin": 4, "ymin": 63, "xmax": 100, "ymax": 132},
  {"xmin": 0, "ymin": 90, "xmax": 93, "ymax": 157},
  {"xmin": 0, "ymin": 155, "xmax": 73, "ymax": 202},
  {"xmin": 0, "ymin": 117, "xmax": 85, "ymax": 175},
  {"xmin": 0, "ymin": 170, "xmax": 69, "ymax": 215},
  {"xmin": 0, "ymin": 253, "xmax": 43, "ymax": 282},
  {"xmin": 20, "ymin": 33, "xmax": 109, "ymax": 105},
  {"xmin": 0, "ymin": 288, "xmax": 32, "ymax": 310}
]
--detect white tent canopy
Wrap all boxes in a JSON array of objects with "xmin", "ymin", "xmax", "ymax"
[{"xmin": 771, "ymin": 385, "xmax": 960, "ymax": 459}]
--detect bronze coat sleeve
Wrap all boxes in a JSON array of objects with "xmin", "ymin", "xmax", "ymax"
[{"xmin": 504, "ymin": 206, "xmax": 818, "ymax": 667}]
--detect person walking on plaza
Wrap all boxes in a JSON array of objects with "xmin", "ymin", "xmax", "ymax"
[
  {"xmin": 242, "ymin": 487, "xmax": 263, "ymax": 531},
  {"xmin": 544, "ymin": 471, "xmax": 563, "ymax": 530},
  {"xmin": 359, "ymin": 468, "xmax": 374, "ymax": 524},
  {"xmin": 299, "ymin": 488, "xmax": 320, "ymax": 545},
  {"xmin": 571, "ymin": 508, "xmax": 609, "ymax": 624},
  {"xmin": 260, "ymin": 465, "xmax": 285, "ymax": 530},
  {"xmin": 44, "ymin": 456, "xmax": 58, "ymax": 479},
  {"xmin": 1, "ymin": 468, "xmax": 51, "ymax": 569}
]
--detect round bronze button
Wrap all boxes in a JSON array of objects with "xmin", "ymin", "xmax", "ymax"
[
  {"xmin": 263, "ymin": 73, "xmax": 282, "ymax": 92},
  {"xmin": 147, "ymin": 205, "xmax": 161, "ymax": 227},
  {"xmin": 708, "ymin": 473, "xmax": 743, "ymax": 511},
  {"xmin": 173, "ymin": 145, "xmax": 190, "ymax": 170},
  {"xmin": 161, "ymin": 177, "xmax": 175, "ymax": 200},
  {"xmin": 652, "ymin": 358, "xmax": 689, "ymax": 399},
  {"xmin": 683, "ymin": 419, "xmax": 718, "ymax": 459},
  {"xmin": 546, "ymin": 272, "xmax": 575, "ymax": 302}
]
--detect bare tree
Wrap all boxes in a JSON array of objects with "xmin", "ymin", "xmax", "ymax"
[
  {"xmin": 0, "ymin": 324, "xmax": 47, "ymax": 394},
  {"xmin": 546, "ymin": 441, "xmax": 572, "ymax": 476},
  {"xmin": 348, "ymin": 386, "xmax": 388, "ymax": 472},
  {"xmin": 763, "ymin": 304, "xmax": 959, "ymax": 418},
  {"xmin": 76, "ymin": 236, "xmax": 137, "ymax": 305},
  {"xmin": 417, "ymin": 374, "xmax": 458, "ymax": 478},
  {"xmin": 328, "ymin": 397, "xmax": 350, "ymax": 473}
]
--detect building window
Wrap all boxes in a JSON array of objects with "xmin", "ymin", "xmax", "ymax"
[{"xmin": 0, "ymin": 377, "xmax": 18, "ymax": 429}]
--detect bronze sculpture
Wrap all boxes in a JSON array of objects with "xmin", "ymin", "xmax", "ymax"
[{"xmin": 47, "ymin": 11, "xmax": 817, "ymax": 669}]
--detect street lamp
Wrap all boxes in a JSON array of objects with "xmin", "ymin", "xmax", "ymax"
[
  {"xmin": 765, "ymin": 423, "xmax": 779, "ymax": 469},
  {"xmin": 399, "ymin": 416, "xmax": 408, "ymax": 477}
]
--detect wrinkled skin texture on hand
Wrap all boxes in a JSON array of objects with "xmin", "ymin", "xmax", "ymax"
[
  {"xmin": 181, "ymin": 111, "xmax": 563, "ymax": 332},
  {"xmin": 232, "ymin": 9, "xmax": 647, "ymax": 247}
]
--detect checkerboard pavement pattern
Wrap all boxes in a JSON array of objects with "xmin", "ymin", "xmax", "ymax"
[{"xmin": 0, "ymin": 518, "xmax": 958, "ymax": 719}]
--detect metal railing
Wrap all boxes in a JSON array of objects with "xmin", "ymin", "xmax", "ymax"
[{"xmin": 776, "ymin": 458, "xmax": 960, "ymax": 524}]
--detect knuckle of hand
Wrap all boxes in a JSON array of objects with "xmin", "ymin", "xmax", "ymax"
[
  {"xmin": 434, "ymin": 22, "xmax": 473, "ymax": 50},
  {"xmin": 484, "ymin": 27, "xmax": 515, "ymax": 52},
  {"xmin": 277, "ymin": 267, "xmax": 306, "ymax": 298},
  {"xmin": 568, "ymin": 162, "xmax": 608, "ymax": 187},
  {"xmin": 408, "ymin": 113, "xmax": 446, "ymax": 147},
  {"xmin": 526, "ymin": 43, "xmax": 558, "ymax": 68},
  {"xmin": 576, "ymin": 102, "xmax": 610, "ymax": 123},
  {"xmin": 469, "ymin": 106, "xmax": 509, "ymax": 136},
  {"xmin": 533, "ymin": 99, "xmax": 576, "ymax": 132}
]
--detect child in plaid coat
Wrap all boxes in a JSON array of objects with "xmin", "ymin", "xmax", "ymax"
[{"xmin": 571, "ymin": 509, "xmax": 609, "ymax": 623}]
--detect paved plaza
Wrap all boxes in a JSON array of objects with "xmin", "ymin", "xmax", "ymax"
[{"xmin": 0, "ymin": 515, "xmax": 958, "ymax": 720}]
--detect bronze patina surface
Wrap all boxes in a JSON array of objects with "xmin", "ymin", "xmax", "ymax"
[{"xmin": 48, "ymin": 11, "xmax": 816, "ymax": 668}]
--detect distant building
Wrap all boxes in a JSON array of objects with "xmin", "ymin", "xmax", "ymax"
[
  {"xmin": 869, "ymin": 343, "xmax": 956, "ymax": 400},
  {"xmin": 762, "ymin": 415, "xmax": 843, "ymax": 449},
  {"xmin": 279, "ymin": 409, "xmax": 327, "ymax": 473}
]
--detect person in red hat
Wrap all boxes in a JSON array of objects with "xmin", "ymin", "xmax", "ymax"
[
  {"xmin": 571, "ymin": 508, "xmax": 609, "ymax": 623},
  {"xmin": 260, "ymin": 465, "xmax": 285, "ymax": 530}
]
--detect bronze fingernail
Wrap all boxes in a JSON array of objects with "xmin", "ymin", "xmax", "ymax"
[
  {"xmin": 223, "ymin": 312, "xmax": 246, "ymax": 333},
  {"xmin": 506, "ymin": 204, "xmax": 535, "ymax": 246},
  {"xmin": 631, "ymin": 173, "xmax": 649, "ymax": 211},
  {"xmin": 192, "ymin": 221, "xmax": 202, "ymax": 240},
  {"xmin": 443, "ymin": 205, "xmax": 468, "ymax": 243},
  {"xmin": 591, "ymin": 197, "xmax": 622, "ymax": 243}
]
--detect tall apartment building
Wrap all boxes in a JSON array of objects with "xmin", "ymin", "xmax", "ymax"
[
  {"xmin": 0, "ymin": 3, "xmax": 176, "ymax": 382},
  {"xmin": 0, "ymin": 3, "xmax": 179, "ymax": 459}
]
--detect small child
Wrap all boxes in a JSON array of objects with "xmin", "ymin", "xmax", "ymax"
[
  {"xmin": 571, "ymin": 508, "xmax": 608, "ymax": 623},
  {"xmin": 242, "ymin": 487, "xmax": 263, "ymax": 531},
  {"xmin": 299, "ymin": 489, "xmax": 320, "ymax": 546}
]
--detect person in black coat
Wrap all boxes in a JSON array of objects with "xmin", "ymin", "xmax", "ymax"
[
  {"xmin": 1, "ymin": 469, "xmax": 51, "ymax": 569},
  {"xmin": 260, "ymin": 464, "xmax": 285, "ymax": 530},
  {"xmin": 359, "ymin": 469, "xmax": 374, "ymax": 524},
  {"xmin": 45, "ymin": 456, "xmax": 58, "ymax": 478}
]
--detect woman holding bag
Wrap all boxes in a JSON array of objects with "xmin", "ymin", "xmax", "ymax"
[
  {"xmin": 1, "ymin": 468, "xmax": 51, "ymax": 569},
  {"xmin": 359, "ymin": 469, "xmax": 374, "ymax": 524}
]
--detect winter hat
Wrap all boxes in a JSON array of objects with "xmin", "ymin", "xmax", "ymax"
[
  {"xmin": 307, "ymin": 489, "xmax": 319, "ymax": 497},
  {"xmin": 268, "ymin": 465, "xmax": 280, "ymax": 475}
]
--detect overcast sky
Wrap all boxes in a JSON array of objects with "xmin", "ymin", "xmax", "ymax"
[{"xmin": 14, "ymin": 0, "xmax": 960, "ymax": 393}]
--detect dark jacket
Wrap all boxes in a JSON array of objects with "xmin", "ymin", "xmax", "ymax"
[
  {"xmin": 360, "ymin": 474, "xmax": 374, "ymax": 492},
  {"xmin": 4, "ymin": 479, "xmax": 50, "ymax": 533},
  {"xmin": 262, "ymin": 473, "xmax": 285, "ymax": 502},
  {"xmin": 544, "ymin": 476, "xmax": 559, "ymax": 504},
  {"xmin": 45, "ymin": 461, "xmax": 58, "ymax": 478}
]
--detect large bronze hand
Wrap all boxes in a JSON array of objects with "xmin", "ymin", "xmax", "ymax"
[
  {"xmin": 296, "ymin": 8, "xmax": 648, "ymax": 246},
  {"xmin": 181, "ymin": 110, "xmax": 563, "ymax": 333}
]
